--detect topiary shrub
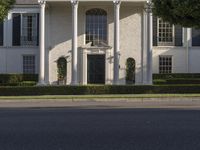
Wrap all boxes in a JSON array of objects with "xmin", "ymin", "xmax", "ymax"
[
  {"xmin": 57, "ymin": 57, "xmax": 67, "ymax": 85},
  {"xmin": 126, "ymin": 58, "xmax": 135, "ymax": 84}
]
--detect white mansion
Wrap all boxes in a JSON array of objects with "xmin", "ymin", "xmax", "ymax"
[{"xmin": 0, "ymin": 0, "xmax": 200, "ymax": 85}]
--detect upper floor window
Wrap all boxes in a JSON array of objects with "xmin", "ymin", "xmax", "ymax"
[
  {"xmin": 192, "ymin": 28, "xmax": 200, "ymax": 46},
  {"xmin": 153, "ymin": 17, "xmax": 183, "ymax": 47},
  {"xmin": 13, "ymin": 13, "xmax": 39, "ymax": 46},
  {"xmin": 157, "ymin": 19, "xmax": 174, "ymax": 46},
  {"xmin": 21, "ymin": 14, "xmax": 38, "ymax": 46},
  {"xmin": 86, "ymin": 8, "xmax": 107, "ymax": 46}
]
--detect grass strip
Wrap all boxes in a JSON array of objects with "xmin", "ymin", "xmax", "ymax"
[{"xmin": 0, "ymin": 94, "xmax": 200, "ymax": 100}]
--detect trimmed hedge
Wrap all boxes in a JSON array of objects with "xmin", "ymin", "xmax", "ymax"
[
  {"xmin": 0, "ymin": 85, "xmax": 200, "ymax": 96},
  {"xmin": 0, "ymin": 74, "xmax": 38, "ymax": 86},
  {"xmin": 154, "ymin": 78, "xmax": 200, "ymax": 85},
  {"xmin": 153, "ymin": 73, "xmax": 200, "ymax": 79}
]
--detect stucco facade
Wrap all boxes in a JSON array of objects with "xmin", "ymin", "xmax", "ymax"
[{"xmin": 46, "ymin": 2, "xmax": 144, "ymax": 85}]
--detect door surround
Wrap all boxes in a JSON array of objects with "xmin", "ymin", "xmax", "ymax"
[{"xmin": 81, "ymin": 47, "xmax": 112, "ymax": 85}]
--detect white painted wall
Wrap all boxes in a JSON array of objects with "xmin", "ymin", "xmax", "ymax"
[
  {"xmin": 153, "ymin": 47, "xmax": 188, "ymax": 73},
  {"xmin": 189, "ymin": 47, "xmax": 200, "ymax": 73},
  {"xmin": 153, "ymin": 46, "xmax": 200, "ymax": 74},
  {"xmin": 0, "ymin": 47, "xmax": 39, "ymax": 74},
  {"xmin": 0, "ymin": 7, "xmax": 40, "ymax": 75}
]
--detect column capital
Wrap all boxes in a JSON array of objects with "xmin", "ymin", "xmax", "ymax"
[
  {"xmin": 113, "ymin": 0, "xmax": 121, "ymax": 5},
  {"xmin": 38, "ymin": 0, "xmax": 46, "ymax": 5},
  {"xmin": 71, "ymin": 0, "xmax": 79, "ymax": 6},
  {"xmin": 145, "ymin": 0, "xmax": 153, "ymax": 13},
  {"xmin": 147, "ymin": 0, "xmax": 152, "ymax": 4}
]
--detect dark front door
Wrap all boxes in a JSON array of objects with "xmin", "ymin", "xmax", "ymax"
[{"xmin": 87, "ymin": 55, "xmax": 105, "ymax": 84}]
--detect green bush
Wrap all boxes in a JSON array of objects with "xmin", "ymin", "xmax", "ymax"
[
  {"xmin": 0, "ymin": 74, "xmax": 38, "ymax": 85},
  {"xmin": 126, "ymin": 58, "xmax": 135, "ymax": 84},
  {"xmin": 153, "ymin": 73, "xmax": 200, "ymax": 79},
  {"xmin": 154, "ymin": 78, "xmax": 200, "ymax": 85},
  {"xmin": 0, "ymin": 85, "xmax": 200, "ymax": 96},
  {"xmin": 18, "ymin": 81, "xmax": 37, "ymax": 86}
]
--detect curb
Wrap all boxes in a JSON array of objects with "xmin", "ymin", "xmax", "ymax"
[{"xmin": 0, "ymin": 97, "xmax": 200, "ymax": 108}]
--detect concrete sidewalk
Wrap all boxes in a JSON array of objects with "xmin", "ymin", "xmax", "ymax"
[{"xmin": 1, "ymin": 97, "xmax": 200, "ymax": 108}]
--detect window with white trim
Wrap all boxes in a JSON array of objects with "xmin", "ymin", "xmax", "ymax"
[
  {"xmin": 159, "ymin": 56, "xmax": 172, "ymax": 74},
  {"xmin": 158, "ymin": 19, "xmax": 174, "ymax": 46},
  {"xmin": 23, "ymin": 55, "xmax": 35, "ymax": 74},
  {"xmin": 21, "ymin": 14, "xmax": 38, "ymax": 46},
  {"xmin": 13, "ymin": 13, "xmax": 39, "ymax": 46},
  {"xmin": 86, "ymin": 8, "xmax": 107, "ymax": 46}
]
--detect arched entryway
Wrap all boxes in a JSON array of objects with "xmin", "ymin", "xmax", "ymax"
[
  {"xmin": 57, "ymin": 57, "xmax": 67, "ymax": 85},
  {"xmin": 126, "ymin": 58, "xmax": 135, "ymax": 84}
]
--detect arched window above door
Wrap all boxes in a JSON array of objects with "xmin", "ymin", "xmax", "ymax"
[{"xmin": 86, "ymin": 8, "xmax": 107, "ymax": 46}]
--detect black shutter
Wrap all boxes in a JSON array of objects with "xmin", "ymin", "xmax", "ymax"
[
  {"xmin": 192, "ymin": 28, "xmax": 200, "ymax": 46},
  {"xmin": 174, "ymin": 25, "xmax": 183, "ymax": 46},
  {"xmin": 12, "ymin": 13, "xmax": 21, "ymax": 46},
  {"xmin": 153, "ymin": 16, "xmax": 157, "ymax": 46},
  {"xmin": 37, "ymin": 13, "xmax": 39, "ymax": 46},
  {"xmin": 0, "ymin": 22, "xmax": 3, "ymax": 46}
]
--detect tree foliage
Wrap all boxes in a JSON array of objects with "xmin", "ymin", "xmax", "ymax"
[
  {"xmin": 152, "ymin": 0, "xmax": 200, "ymax": 28},
  {"xmin": 0, "ymin": 0, "xmax": 15, "ymax": 21}
]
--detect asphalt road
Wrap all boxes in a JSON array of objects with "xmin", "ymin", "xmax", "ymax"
[{"xmin": 0, "ymin": 108, "xmax": 200, "ymax": 150}]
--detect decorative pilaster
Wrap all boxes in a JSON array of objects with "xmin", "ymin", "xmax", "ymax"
[
  {"xmin": 38, "ymin": 0, "xmax": 46, "ymax": 85},
  {"xmin": 146, "ymin": 0, "xmax": 153, "ymax": 85},
  {"xmin": 71, "ymin": 0, "xmax": 79, "ymax": 85},
  {"xmin": 113, "ymin": 0, "xmax": 121, "ymax": 85}
]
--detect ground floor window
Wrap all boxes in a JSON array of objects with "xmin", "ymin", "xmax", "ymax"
[
  {"xmin": 23, "ymin": 55, "xmax": 35, "ymax": 74},
  {"xmin": 159, "ymin": 56, "xmax": 172, "ymax": 74},
  {"xmin": 126, "ymin": 58, "xmax": 135, "ymax": 84}
]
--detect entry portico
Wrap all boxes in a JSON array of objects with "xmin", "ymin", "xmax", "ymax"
[{"xmin": 37, "ymin": 0, "xmax": 153, "ymax": 85}]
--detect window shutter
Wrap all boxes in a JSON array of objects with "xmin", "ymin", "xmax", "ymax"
[
  {"xmin": 192, "ymin": 28, "xmax": 200, "ymax": 46},
  {"xmin": 174, "ymin": 25, "xmax": 183, "ymax": 46},
  {"xmin": 12, "ymin": 13, "xmax": 21, "ymax": 46},
  {"xmin": 37, "ymin": 13, "xmax": 39, "ymax": 46},
  {"xmin": 0, "ymin": 22, "xmax": 3, "ymax": 46},
  {"xmin": 153, "ymin": 16, "xmax": 157, "ymax": 46}
]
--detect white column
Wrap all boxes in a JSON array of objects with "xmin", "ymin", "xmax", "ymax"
[
  {"xmin": 7, "ymin": 12, "xmax": 12, "ymax": 47},
  {"xmin": 146, "ymin": 0, "xmax": 153, "ymax": 85},
  {"xmin": 113, "ymin": 0, "xmax": 121, "ymax": 85},
  {"xmin": 38, "ymin": 0, "xmax": 46, "ymax": 85},
  {"xmin": 142, "ymin": 10, "xmax": 148, "ymax": 84},
  {"xmin": 71, "ymin": 0, "xmax": 78, "ymax": 85},
  {"xmin": 186, "ymin": 28, "xmax": 192, "ymax": 73},
  {"xmin": 187, "ymin": 28, "xmax": 192, "ymax": 47},
  {"xmin": 3, "ymin": 17, "xmax": 7, "ymax": 47}
]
